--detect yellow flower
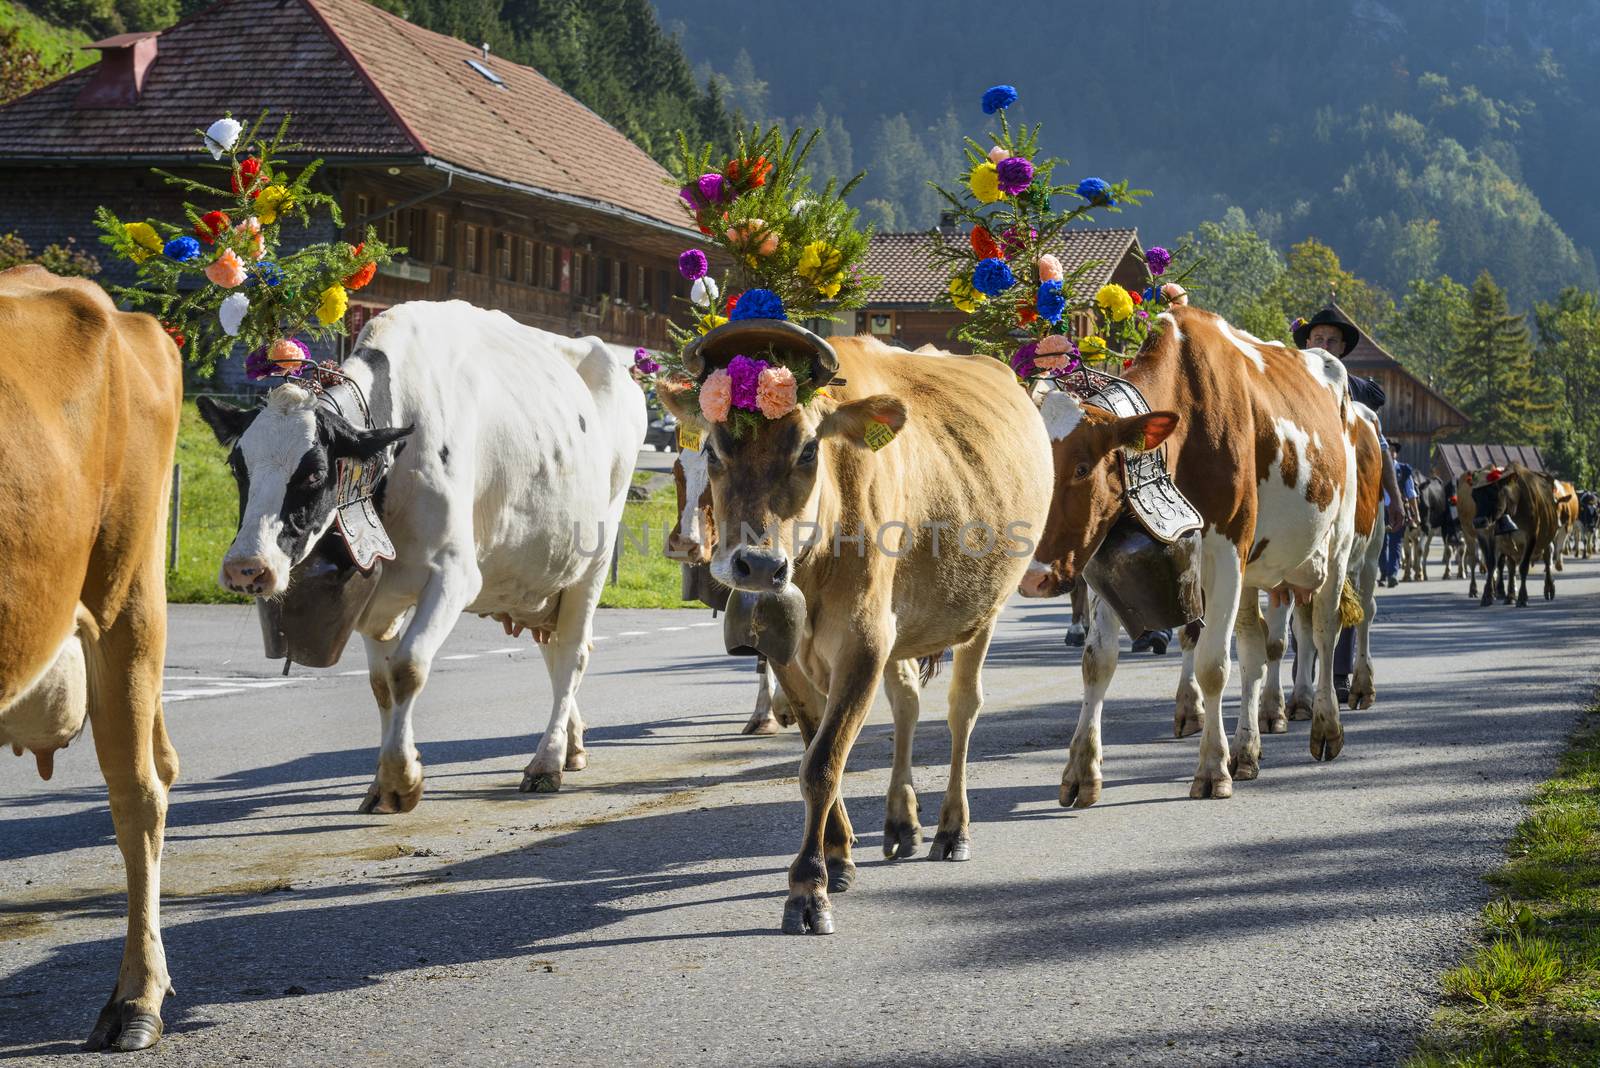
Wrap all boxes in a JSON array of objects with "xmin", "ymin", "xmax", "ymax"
[
  {"xmin": 797, "ymin": 241, "xmax": 846, "ymax": 297},
  {"xmin": 948, "ymin": 275, "xmax": 987, "ymax": 314},
  {"xmin": 124, "ymin": 221, "xmax": 162, "ymax": 263},
  {"xmin": 1094, "ymin": 283, "xmax": 1134, "ymax": 322},
  {"xmin": 1079, "ymin": 334, "xmax": 1109, "ymax": 357},
  {"xmin": 256, "ymin": 185, "xmax": 292, "ymax": 225},
  {"xmin": 315, "ymin": 283, "xmax": 348, "ymax": 326},
  {"xmin": 968, "ymin": 161, "xmax": 1003, "ymax": 204},
  {"xmin": 696, "ymin": 311, "xmax": 729, "ymax": 335}
]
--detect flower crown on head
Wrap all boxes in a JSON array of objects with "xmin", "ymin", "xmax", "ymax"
[
  {"xmin": 633, "ymin": 124, "xmax": 880, "ymax": 438},
  {"xmin": 94, "ymin": 111, "xmax": 396, "ymax": 376},
  {"xmin": 928, "ymin": 85, "xmax": 1196, "ymax": 382}
]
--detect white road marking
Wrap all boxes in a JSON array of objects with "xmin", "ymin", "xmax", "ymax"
[
  {"xmin": 690, "ymin": 622, "xmax": 718, "ymax": 628},
  {"xmin": 441, "ymin": 653, "xmax": 479, "ymax": 661},
  {"xmin": 618, "ymin": 631, "xmax": 647, "ymax": 637},
  {"xmin": 658, "ymin": 626, "xmax": 688, "ymax": 632}
]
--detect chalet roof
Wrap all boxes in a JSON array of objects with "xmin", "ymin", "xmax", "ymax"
[
  {"xmin": 1325, "ymin": 298, "xmax": 1471, "ymax": 427},
  {"xmin": 863, "ymin": 228, "xmax": 1144, "ymax": 305},
  {"xmin": 0, "ymin": 0, "xmax": 689, "ymax": 233},
  {"xmin": 1434, "ymin": 443, "xmax": 1548, "ymax": 482}
]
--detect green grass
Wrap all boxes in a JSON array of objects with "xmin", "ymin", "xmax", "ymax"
[
  {"xmin": 1407, "ymin": 705, "xmax": 1600, "ymax": 1068},
  {"xmin": 167, "ymin": 401, "xmax": 690, "ymax": 608},
  {"xmin": 0, "ymin": 2, "xmax": 93, "ymax": 70}
]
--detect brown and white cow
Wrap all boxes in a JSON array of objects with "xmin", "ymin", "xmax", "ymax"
[
  {"xmin": 1021, "ymin": 305, "xmax": 1359, "ymax": 803},
  {"xmin": 0, "ymin": 266, "xmax": 182, "ymax": 1049},
  {"xmin": 659, "ymin": 333, "xmax": 1051, "ymax": 934},
  {"xmin": 1553, "ymin": 479, "xmax": 1578, "ymax": 571}
]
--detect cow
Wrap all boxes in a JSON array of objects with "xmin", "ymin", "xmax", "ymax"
[
  {"xmin": 1457, "ymin": 468, "xmax": 1491, "ymax": 599},
  {"xmin": 198, "ymin": 300, "xmax": 645, "ymax": 810},
  {"xmin": 1471, "ymin": 464, "xmax": 1558, "ymax": 607},
  {"xmin": 657, "ymin": 332, "xmax": 1052, "ymax": 934},
  {"xmin": 1022, "ymin": 305, "xmax": 1359, "ymax": 804},
  {"xmin": 1552, "ymin": 479, "xmax": 1579, "ymax": 570},
  {"xmin": 1420, "ymin": 474, "xmax": 1464, "ymax": 579},
  {"xmin": 1579, "ymin": 490, "xmax": 1599, "ymax": 559},
  {"xmin": 0, "ymin": 266, "xmax": 182, "ymax": 1050}
]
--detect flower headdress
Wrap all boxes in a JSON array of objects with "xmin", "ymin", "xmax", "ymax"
[
  {"xmin": 928, "ymin": 86, "xmax": 1195, "ymax": 382},
  {"xmin": 639, "ymin": 125, "xmax": 880, "ymax": 439},
  {"xmin": 94, "ymin": 112, "xmax": 396, "ymax": 376}
]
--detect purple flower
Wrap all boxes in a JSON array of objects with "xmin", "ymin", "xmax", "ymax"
[
  {"xmin": 679, "ymin": 174, "xmax": 729, "ymax": 211},
  {"xmin": 633, "ymin": 347, "xmax": 661, "ymax": 375},
  {"xmin": 996, "ymin": 156, "xmax": 1034, "ymax": 196},
  {"xmin": 1136, "ymin": 309, "xmax": 1150, "ymax": 320},
  {"xmin": 999, "ymin": 226, "xmax": 1037, "ymax": 258},
  {"xmin": 678, "ymin": 249, "xmax": 709, "ymax": 280},
  {"xmin": 1009, "ymin": 341, "xmax": 1039, "ymax": 378},
  {"xmin": 244, "ymin": 342, "xmax": 311, "ymax": 382},
  {"xmin": 726, "ymin": 354, "xmax": 769, "ymax": 410},
  {"xmin": 1145, "ymin": 245, "xmax": 1171, "ymax": 276}
]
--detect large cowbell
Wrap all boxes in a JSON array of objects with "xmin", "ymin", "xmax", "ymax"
[{"xmin": 257, "ymin": 529, "xmax": 383, "ymax": 669}]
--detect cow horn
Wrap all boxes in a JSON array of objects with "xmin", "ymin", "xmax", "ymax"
[{"xmin": 681, "ymin": 319, "xmax": 839, "ymax": 389}]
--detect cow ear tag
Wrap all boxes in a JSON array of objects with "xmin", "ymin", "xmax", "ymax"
[
  {"xmin": 863, "ymin": 419, "xmax": 897, "ymax": 452},
  {"xmin": 678, "ymin": 422, "xmax": 704, "ymax": 451}
]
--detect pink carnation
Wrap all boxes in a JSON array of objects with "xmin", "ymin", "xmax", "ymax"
[
  {"xmin": 1037, "ymin": 254, "xmax": 1063, "ymax": 282},
  {"xmin": 1162, "ymin": 282, "xmax": 1188, "ymax": 305},
  {"xmin": 1034, "ymin": 354, "xmax": 1074, "ymax": 370},
  {"xmin": 1036, "ymin": 334, "xmax": 1073, "ymax": 355},
  {"xmin": 205, "ymin": 247, "xmax": 247, "ymax": 288},
  {"xmin": 755, "ymin": 365, "xmax": 799, "ymax": 419},
  {"xmin": 987, "ymin": 145, "xmax": 1008, "ymax": 165},
  {"xmin": 699, "ymin": 368, "xmax": 732, "ymax": 422}
]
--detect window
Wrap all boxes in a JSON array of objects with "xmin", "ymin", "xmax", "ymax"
[
  {"xmin": 616, "ymin": 260, "xmax": 629, "ymax": 302},
  {"xmin": 498, "ymin": 234, "xmax": 513, "ymax": 280},
  {"xmin": 407, "ymin": 208, "xmax": 427, "ymax": 255},
  {"xmin": 596, "ymin": 256, "xmax": 612, "ymax": 296},
  {"xmin": 543, "ymin": 245, "xmax": 556, "ymax": 289},
  {"xmin": 523, "ymin": 241, "xmax": 536, "ymax": 285},
  {"xmin": 465, "ymin": 58, "xmax": 504, "ymax": 86},
  {"xmin": 355, "ymin": 194, "xmax": 369, "ymax": 220},
  {"xmin": 383, "ymin": 201, "xmax": 397, "ymax": 245},
  {"xmin": 464, "ymin": 224, "xmax": 479, "ymax": 273},
  {"xmin": 434, "ymin": 213, "xmax": 447, "ymax": 264},
  {"xmin": 637, "ymin": 266, "xmax": 648, "ymax": 308}
]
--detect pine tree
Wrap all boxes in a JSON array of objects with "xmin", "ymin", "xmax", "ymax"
[{"xmin": 1445, "ymin": 270, "xmax": 1552, "ymax": 445}]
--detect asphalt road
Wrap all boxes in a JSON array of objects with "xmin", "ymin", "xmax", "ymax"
[{"xmin": 3, "ymin": 560, "xmax": 1597, "ymax": 1067}]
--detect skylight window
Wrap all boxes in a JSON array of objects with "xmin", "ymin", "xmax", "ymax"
[{"xmin": 466, "ymin": 58, "xmax": 504, "ymax": 86}]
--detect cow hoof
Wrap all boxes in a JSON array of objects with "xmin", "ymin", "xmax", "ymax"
[
  {"xmin": 1259, "ymin": 711, "xmax": 1288, "ymax": 735},
  {"xmin": 1059, "ymin": 774, "xmax": 1102, "ymax": 809},
  {"xmin": 84, "ymin": 997, "xmax": 164, "ymax": 1052},
  {"xmin": 563, "ymin": 750, "xmax": 588, "ymax": 772},
  {"xmin": 1064, "ymin": 625, "xmax": 1086, "ymax": 649},
  {"xmin": 1189, "ymin": 771, "xmax": 1233, "ymax": 800},
  {"xmin": 928, "ymin": 830, "xmax": 971, "ymax": 862},
  {"xmin": 1349, "ymin": 683, "xmax": 1376, "ymax": 711},
  {"xmin": 826, "ymin": 857, "xmax": 857, "ymax": 893},
  {"xmin": 781, "ymin": 892, "xmax": 834, "ymax": 935},
  {"xmin": 1286, "ymin": 696, "xmax": 1314, "ymax": 722},
  {"xmin": 520, "ymin": 770, "xmax": 562, "ymax": 793},
  {"xmin": 1173, "ymin": 696, "xmax": 1203, "ymax": 737},
  {"xmin": 741, "ymin": 713, "xmax": 780, "ymax": 736},
  {"xmin": 1310, "ymin": 723, "xmax": 1344, "ymax": 762},
  {"xmin": 358, "ymin": 779, "xmax": 424, "ymax": 815},
  {"xmin": 1229, "ymin": 749, "xmax": 1260, "ymax": 781},
  {"xmin": 882, "ymin": 820, "xmax": 922, "ymax": 860}
]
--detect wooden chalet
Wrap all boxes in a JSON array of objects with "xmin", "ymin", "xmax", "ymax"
[
  {"xmin": 0, "ymin": 0, "xmax": 698, "ymax": 382},
  {"xmin": 1433, "ymin": 443, "xmax": 1549, "ymax": 483}
]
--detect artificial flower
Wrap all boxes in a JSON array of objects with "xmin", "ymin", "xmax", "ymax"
[
  {"xmin": 1142, "ymin": 287, "xmax": 1156, "ymax": 304},
  {"xmin": 1145, "ymin": 245, "xmax": 1171, "ymax": 276},
  {"xmin": 1079, "ymin": 334, "xmax": 1109, "ymax": 357},
  {"xmin": 344, "ymin": 242, "xmax": 377, "ymax": 290},
  {"xmin": 730, "ymin": 288, "xmax": 786, "ymax": 321},
  {"xmin": 797, "ymin": 241, "xmax": 844, "ymax": 297},
  {"xmin": 233, "ymin": 216, "xmax": 263, "ymax": 259},
  {"xmin": 1010, "ymin": 341, "xmax": 1039, "ymax": 378},
  {"xmin": 1128, "ymin": 288, "xmax": 1143, "ymax": 306},
  {"xmin": 726, "ymin": 219, "xmax": 779, "ymax": 257},
  {"xmin": 968, "ymin": 162, "xmax": 1003, "ymax": 204},
  {"xmin": 1034, "ymin": 353, "xmax": 1077, "ymax": 372},
  {"xmin": 699, "ymin": 368, "xmax": 733, "ymax": 422},
  {"xmin": 1095, "ymin": 283, "xmax": 1134, "ymax": 321},
  {"xmin": 244, "ymin": 347, "xmax": 274, "ymax": 380},
  {"xmin": 948, "ymin": 275, "xmax": 986, "ymax": 313},
  {"xmin": 678, "ymin": 248, "xmax": 709, "ymax": 280},
  {"xmin": 164, "ymin": 236, "xmax": 201, "ymax": 262},
  {"xmin": 1162, "ymin": 282, "xmax": 1189, "ymax": 305},
  {"xmin": 724, "ymin": 291, "xmax": 741, "ymax": 316},
  {"xmin": 680, "ymin": 173, "xmax": 731, "ymax": 211},
  {"xmin": 124, "ymin": 221, "xmax": 162, "ymax": 263},
  {"xmin": 727, "ymin": 354, "xmax": 769, "ymax": 410},
  {"xmin": 632, "ymin": 348, "xmax": 661, "ymax": 376},
  {"xmin": 1076, "ymin": 177, "xmax": 1115, "ymax": 206},
  {"xmin": 246, "ymin": 261, "xmax": 283, "ymax": 287},
  {"xmin": 696, "ymin": 311, "xmax": 729, "ymax": 335},
  {"xmin": 315, "ymin": 283, "xmax": 348, "ymax": 326},
  {"xmin": 725, "ymin": 155, "xmax": 772, "ymax": 190},
  {"xmin": 1037, "ymin": 253, "xmax": 1063, "ymax": 282},
  {"xmin": 205, "ymin": 247, "xmax": 247, "ymax": 288},
  {"xmin": 970, "ymin": 226, "xmax": 1002, "ymax": 260},
  {"xmin": 255, "ymin": 185, "xmax": 291, "ymax": 225},
  {"xmin": 218, "ymin": 292, "xmax": 250, "ymax": 336},
  {"xmin": 1037, "ymin": 279, "xmax": 1066, "ymax": 323},
  {"xmin": 1137, "ymin": 308, "xmax": 1150, "ymax": 320},
  {"xmin": 204, "ymin": 117, "xmax": 242, "ymax": 160},
  {"xmin": 162, "ymin": 322, "xmax": 185, "ymax": 349},
  {"xmin": 269, "ymin": 337, "xmax": 310, "ymax": 369},
  {"xmin": 1016, "ymin": 302, "xmax": 1038, "ymax": 325},
  {"xmin": 971, "ymin": 257, "xmax": 1016, "ymax": 296},
  {"xmin": 232, "ymin": 156, "xmax": 263, "ymax": 197},
  {"xmin": 987, "ymin": 145, "xmax": 1008, "ymax": 165},
  {"xmin": 195, "ymin": 210, "xmax": 231, "ymax": 245},
  {"xmin": 756, "ymin": 365, "xmax": 799, "ymax": 419},
  {"xmin": 981, "ymin": 84, "xmax": 1018, "ymax": 114},
  {"xmin": 1289, "ymin": 316, "xmax": 1304, "ymax": 332},
  {"xmin": 690, "ymin": 275, "xmax": 720, "ymax": 307},
  {"xmin": 996, "ymin": 156, "xmax": 1035, "ymax": 196},
  {"xmin": 1037, "ymin": 335, "xmax": 1074, "ymax": 355},
  {"xmin": 999, "ymin": 226, "xmax": 1036, "ymax": 259}
]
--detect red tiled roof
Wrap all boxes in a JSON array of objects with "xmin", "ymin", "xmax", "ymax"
[
  {"xmin": 0, "ymin": 0, "xmax": 688, "ymax": 230},
  {"xmin": 863, "ymin": 228, "xmax": 1143, "ymax": 305}
]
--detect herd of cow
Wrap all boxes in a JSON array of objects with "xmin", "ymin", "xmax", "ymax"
[{"xmin": 0, "ymin": 265, "xmax": 1588, "ymax": 1050}]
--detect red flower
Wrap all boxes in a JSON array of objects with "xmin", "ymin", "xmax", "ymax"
[
  {"xmin": 1015, "ymin": 302, "xmax": 1038, "ymax": 326},
  {"xmin": 195, "ymin": 210, "xmax": 231, "ymax": 245},
  {"xmin": 232, "ymin": 157, "xmax": 263, "ymax": 198},
  {"xmin": 1128, "ymin": 288, "xmax": 1143, "ymax": 305},
  {"xmin": 724, "ymin": 291, "xmax": 741, "ymax": 316},
  {"xmin": 1122, "ymin": 359, "xmax": 1135, "ymax": 370},
  {"xmin": 970, "ymin": 226, "xmax": 1002, "ymax": 260},
  {"xmin": 725, "ymin": 155, "xmax": 772, "ymax": 190},
  {"xmin": 345, "ymin": 262, "xmax": 377, "ymax": 290},
  {"xmin": 162, "ymin": 322, "xmax": 185, "ymax": 349}
]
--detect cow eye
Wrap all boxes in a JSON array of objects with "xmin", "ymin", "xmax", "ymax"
[
  {"xmin": 301, "ymin": 468, "xmax": 326, "ymax": 488},
  {"xmin": 798, "ymin": 439, "xmax": 819, "ymax": 466},
  {"xmin": 704, "ymin": 445, "xmax": 721, "ymax": 469},
  {"xmin": 1073, "ymin": 461, "xmax": 1091, "ymax": 480}
]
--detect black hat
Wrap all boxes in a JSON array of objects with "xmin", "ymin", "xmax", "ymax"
[{"xmin": 1293, "ymin": 304, "xmax": 1361, "ymax": 355}]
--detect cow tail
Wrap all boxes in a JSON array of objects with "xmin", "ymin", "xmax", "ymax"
[{"xmin": 917, "ymin": 651, "xmax": 947, "ymax": 687}]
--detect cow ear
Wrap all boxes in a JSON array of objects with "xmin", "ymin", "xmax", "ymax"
[
  {"xmin": 197, "ymin": 395, "xmax": 258, "ymax": 446},
  {"xmin": 334, "ymin": 424, "xmax": 414, "ymax": 460},
  {"xmin": 1117, "ymin": 411, "xmax": 1179, "ymax": 453},
  {"xmin": 657, "ymin": 379, "xmax": 707, "ymax": 431},
  {"xmin": 816, "ymin": 395, "xmax": 907, "ymax": 447}
]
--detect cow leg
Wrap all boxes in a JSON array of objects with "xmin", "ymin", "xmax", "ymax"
[
  {"xmin": 741, "ymin": 658, "xmax": 781, "ymax": 736},
  {"xmin": 525, "ymin": 564, "xmax": 606, "ymax": 792},
  {"xmin": 1259, "ymin": 596, "xmax": 1290, "ymax": 734},
  {"xmin": 1287, "ymin": 607, "xmax": 1316, "ymax": 721},
  {"xmin": 1064, "ymin": 582, "xmax": 1087, "ymax": 648},
  {"xmin": 1541, "ymin": 545, "xmax": 1554, "ymax": 603},
  {"xmin": 1190, "ymin": 538, "xmax": 1240, "ymax": 800},
  {"xmin": 83, "ymin": 589, "xmax": 174, "ymax": 1052},
  {"xmin": 1230, "ymin": 589, "xmax": 1267, "ymax": 781},
  {"xmin": 1061, "ymin": 593, "xmax": 1118, "ymax": 808},
  {"xmin": 881, "ymin": 658, "xmax": 923, "ymax": 860},
  {"xmin": 931, "ymin": 620, "xmax": 994, "ymax": 861},
  {"xmin": 1349, "ymin": 529, "xmax": 1382, "ymax": 711},
  {"xmin": 783, "ymin": 648, "xmax": 886, "ymax": 935},
  {"xmin": 1173, "ymin": 629, "xmax": 1202, "ymax": 738},
  {"xmin": 1308, "ymin": 563, "xmax": 1346, "ymax": 762}
]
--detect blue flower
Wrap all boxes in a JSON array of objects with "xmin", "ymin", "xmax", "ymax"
[
  {"xmin": 246, "ymin": 261, "xmax": 284, "ymax": 287},
  {"xmin": 1076, "ymin": 177, "xmax": 1115, "ymax": 206},
  {"xmin": 1142, "ymin": 287, "xmax": 1156, "ymax": 304},
  {"xmin": 971, "ymin": 258, "xmax": 1017, "ymax": 297},
  {"xmin": 729, "ymin": 288, "xmax": 786, "ymax": 321},
  {"xmin": 164, "ymin": 236, "xmax": 201, "ymax": 262},
  {"xmin": 1037, "ymin": 280, "xmax": 1066, "ymax": 323},
  {"xmin": 981, "ymin": 84, "xmax": 1018, "ymax": 115}
]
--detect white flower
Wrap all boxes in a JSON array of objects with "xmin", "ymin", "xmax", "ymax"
[
  {"xmin": 690, "ymin": 276, "xmax": 719, "ymax": 308},
  {"xmin": 218, "ymin": 292, "xmax": 250, "ymax": 335},
  {"xmin": 204, "ymin": 117, "xmax": 243, "ymax": 160},
  {"xmin": 790, "ymin": 198, "xmax": 814, "ymax": 216}
]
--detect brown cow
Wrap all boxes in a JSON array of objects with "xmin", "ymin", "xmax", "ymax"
[
  {"xmin": 1021, "ymin": 305, "xmax": 1359, "ymax": 802},
  {"xmin": 1553, "ymin": 479, "xmax": 1578, "ymax": 570},
  {"xmin": 0, "ymin": 266, "xmax": 182, "ymax": 1049},
  {"xmin": 659, "ymin": 332, "xmax": 1052, "ymax": 934},
  {"xmin": 1471, "ymin": 464, "xmax": 1558, "ymax": 607}
]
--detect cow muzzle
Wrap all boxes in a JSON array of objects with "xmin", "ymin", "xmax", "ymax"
[
  {"xmin": 1019, "ymin": 559, "xmax": 1068, "ymax": 599},
  {"xmin": 727, "ymin": 545, "xmax": 791, "ymax": 592},
  {"xmin": 665, "ymin": 530, "xmax": 712, "ymax": 565},
  {"xmin": 222, "ymin": 554, "xmax": 283, "ymax": 597}
]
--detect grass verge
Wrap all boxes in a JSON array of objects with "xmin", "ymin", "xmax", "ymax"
[
  {"xmin": 0, "ymin": 1, "xmax": 93, "ymax": 69},
  {"xmin": 167, "ymin": 401, "xmax": 691, "ymax": 608},
  {"xmin": 1406, "ymin": 703, "xmax": 1600, "ymax": 1067}
]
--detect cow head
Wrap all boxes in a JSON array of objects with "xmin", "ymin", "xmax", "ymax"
[
  {"xmin": 1470, "ymin": 470, "xmax": 1520, "ymax": 538},
  {"xmin": 198, "ymin": 384, "xmax": 412, "ymax": 597},
  {"xmin": 1020, "ymin": 391, "xmax": 1179, "ymax": 598},
  {"xmin": 658, "ymin": 382, "xmax": 906, "ymax": 593},
  {"xmin": 665, "ymin": 448, "xmax": 715, "ymax": 564}
]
